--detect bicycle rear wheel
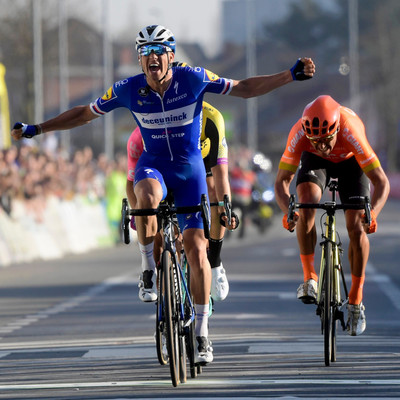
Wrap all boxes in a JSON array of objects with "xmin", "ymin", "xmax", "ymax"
[
  {"xmin": 330, "ymin": 249, "xmax": 342, "ymax": 364},
  {"xmin": 323, "ymin": 241, "xmax": 333, "ymax": 366},
  {"xmin": 155, "ymin": 266, "xmax": 168, "ymax": 366},
  {"xmin": 162, "ymin": 249, "xmax": 180, "ymax": 386},
  {"xmin": 177, "ymin": 258, "xmax": 187, "ymax": 383},
  {"xmin": 183, "ymin": 256, "xmax": 197, "ymax": 378},
  {"xmin": 331, "ymin": 307, "xmax": 337, "ymax": 363},
  {"xmin": 179, "ymin": 333, "xmax": 187, "ymax": 383}
]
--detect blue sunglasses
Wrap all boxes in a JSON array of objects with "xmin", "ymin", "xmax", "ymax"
[{"xmin": 139, "ymin": 44, "xmax": 170, "ymax": 56}]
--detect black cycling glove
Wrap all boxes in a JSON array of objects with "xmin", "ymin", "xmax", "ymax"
[{"xmin": 290, "ymin": 59, "xmax": 311, "ymax": 81}]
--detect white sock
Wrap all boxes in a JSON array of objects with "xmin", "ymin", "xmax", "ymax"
[
  {"xmin": 138, "ymin": 242, "xmax": 156, "ymax": 272},
  {"xmin": 195, "ymin": 304, "xmax": 209, "ymax": 337}
]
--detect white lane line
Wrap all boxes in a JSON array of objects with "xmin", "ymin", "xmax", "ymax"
[
  {"xmin": 0, "ymin": 272, "xmax": 135, "ymax": 340},
  {"xmin": 83, "ymin": 346, "xmax": 156, "ymax": 359},
  {"xmin": 249, "ymin": 342, "xmax": 321, "ymax": 354},
  {"xmin": 367, "ymin": 262, "xmax": 400, "ymax": 311},
  {"xmin": 2, "ymin": 332, "xmax": 400, "ymax": 351},
  {"xmin": 226, "ymin": 273, "xmax": 300, "ymax": 282},
  {"xmin": 0, "ymin": 378, "xmax": 399, "ymax": 391},
  {"xmin": 228, "ymin": 291, "xmax": 295, "ymax": 299}
]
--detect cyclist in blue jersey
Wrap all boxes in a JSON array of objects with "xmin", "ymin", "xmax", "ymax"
[{"xmin": 11, "ymin": 24, "xmax": 315, "ymax": 365}]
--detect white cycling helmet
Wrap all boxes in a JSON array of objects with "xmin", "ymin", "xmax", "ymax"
[{"xmin": 135, "ymin": 25, "xmax": 176, "ymax": 53}]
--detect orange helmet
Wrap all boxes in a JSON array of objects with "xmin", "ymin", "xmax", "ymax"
[{"xmin": 301, "ymin": 95, "xmax": 341, "ymax": 139}]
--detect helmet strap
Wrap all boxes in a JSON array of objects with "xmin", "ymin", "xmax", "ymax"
[{"xmin": 158, "ymin": 63, "xmax": 172, "ymax": 83}]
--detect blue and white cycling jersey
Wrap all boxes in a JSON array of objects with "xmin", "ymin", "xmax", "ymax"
[
  {"xmin": 90, "ymin": 65, "xmax": 233, "ymax": 231},
  {"xmin": 90, "ymin": 66, "xmax": 233, "ymax": 163}
]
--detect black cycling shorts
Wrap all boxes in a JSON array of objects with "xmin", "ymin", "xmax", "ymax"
[{"xmin": 296, "ymin": 152, "xmax": 370, "ymax": 203}]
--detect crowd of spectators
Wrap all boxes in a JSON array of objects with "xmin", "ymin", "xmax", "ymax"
[
  {"xmin": 0, "ymin": 140, "xmax": 276, "ymax": 244},
  {"xmin": 0, "ymin": 140, "xmax": 127, "ymax": 231}
]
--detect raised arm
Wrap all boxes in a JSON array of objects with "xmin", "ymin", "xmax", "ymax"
[
  {"xmin": 11, "ymin": 105, "xmax": 98, "ymax": 141},
  {"xmin": 229, "ymin": 57, "xmax": 315, "ymax": 99}
]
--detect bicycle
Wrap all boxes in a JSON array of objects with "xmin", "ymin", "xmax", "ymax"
[
  {"xmin": 288, "ymin": 179, "xmax": 371, "ymax": 366},
  {"xmin": 121, "ymin": 194, "xmax": 212, "ymax": 386}
]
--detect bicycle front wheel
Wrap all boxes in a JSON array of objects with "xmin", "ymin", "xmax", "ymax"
[
  {"xmin": 162, "ymin": 249, "xmax": 180, "ymax": 387},
  {"xmin": 323, "ymin": 241, "xmax": 333, "ymax": 366}
]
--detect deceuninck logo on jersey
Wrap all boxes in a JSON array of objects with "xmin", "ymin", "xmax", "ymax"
[
  {"xmin": 134, "ymin": 103, "xmax": 196, "ymax": 129},
  {"xmin": 203, "ymin": 69, "xmax": 220, "ymax": 82},
  {"xmin": 99, "ymin": 87, "xmax": 117, "ymax": 104}
]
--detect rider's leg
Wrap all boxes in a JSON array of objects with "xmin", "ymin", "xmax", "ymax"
[
  {"xmin": 345, "ymin": 209, "xmax": 369, "ymax": 305},
  {"xmin": 206, "ymin": 175, "xmax": 229, "ymax": 301},
  {"xmin": 345, "ymin": 209, "xmax": 368, "ymax": 335},
  {"xmin": 183, "ymin": 227, "xmax": 211, "ymax": 337},
  {"xmin": 134, "ymin": 177, "xmax": 164, "ymax": 302},
  {"xmin": 296, "ymin": 181, "xmax": 322, "ymax": 282},
  {"xmin": 135, "ymin": 177, "xmax": 163, "ymax": 270},
  {"xmin": 207, "ymin": 175, "xmax": 225, "ymax": 266}
]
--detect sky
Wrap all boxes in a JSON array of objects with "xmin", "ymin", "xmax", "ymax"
[{"xmin": 68, "ymin": 0, "xmax": 224, "ymax": 57}]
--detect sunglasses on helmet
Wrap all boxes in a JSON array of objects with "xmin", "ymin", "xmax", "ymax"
[{"xmin": 138, "ymin": 44, "xmax": 170, "ymax": 56}]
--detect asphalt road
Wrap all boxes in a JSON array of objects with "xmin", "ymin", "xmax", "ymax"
[{"xmin": 0, "ymin": 200, "xmax": 399, "ymax": 399}]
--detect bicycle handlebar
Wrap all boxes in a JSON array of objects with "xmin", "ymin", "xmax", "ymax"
[
  {"xmin": 223, "ymin": 194, "xmax": 232, "ymax": 226},
  {"xmin": 287, "ymin": 196, "xmax": 372, "ymax": 225},
  {"xmin": 121, "ymin": 194, "xmax": 212, "ymax": 242}
]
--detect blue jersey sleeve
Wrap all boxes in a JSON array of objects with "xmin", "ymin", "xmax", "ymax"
[
  {"xmin": 90, "ymin": 77, "xmax": 137, "ymax": 116},
  {"xmin": 176, "ymin": 66, "xmax": 233, "ymax": 98},
  {"xmin": 201, "ymin": 67, "xmax": 233, "ymax": 95}
]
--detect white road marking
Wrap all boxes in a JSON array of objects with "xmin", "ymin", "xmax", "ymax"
[
  {"xmin": 0, "ymin": 272, "xmax": 135, "ymax": 340},
  {"xmin": 228, "ymin": 291, "xmax": 295, "ymax": 299},
  {"xmin": 0, "ymin": 378, "xmax": 399, "ymax": 391},
  {"xmin": 83, "ymin": 346, "xmax": 156, "ymax": 359},
  {"xmin": 367, "ymin": 262, "xmax": 400, "ymax": 310}
]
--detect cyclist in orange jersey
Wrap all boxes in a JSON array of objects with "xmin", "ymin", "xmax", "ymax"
[{"xmin": 274, "ymin": 95, "xmax": 390, "ymax": 336}]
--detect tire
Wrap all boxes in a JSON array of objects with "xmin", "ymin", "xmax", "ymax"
[
  {"xmin": 121, "ymin": 198, "xmax": 130, "ymax": 244},
  {"xmin": 183, "ymin": 257, "xmax": 198, "ymax": 379},
  {"xmin": 331, "ymin": 310, "xmax": 337, "ymax": 363},
  {"xmin": 330, "ymin": 246, "xmax": 340, "ymax": 363},
  {"xmin": 162, "ymin": 250, "xmax": 180, "ymax": 386},
  {"xmin": 155, "ymin": 266, "xmax": 168, "ymax": 366},
  {"xmin": 323, "ymin": 241, "xmax": 333, "ymax": 367},
  {"xmin": 177, "ymin": 256, "xmax": 187, "ymax": 383},
  {"xmin": 179, "ymin": 334, "xmax": 187, "ymax": 383}
]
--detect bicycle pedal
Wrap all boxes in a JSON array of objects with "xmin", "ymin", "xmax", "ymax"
[
  {"xmin": 335, "ymin": 310, "xmax": 346, "ymax": 330},
  {"xmin": 300, "ymin": 296, "xmax": 317, "ymax": 305}
]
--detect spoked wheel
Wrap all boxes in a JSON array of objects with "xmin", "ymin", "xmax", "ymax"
[
  {"xmin": 179, "ymin": 333, "xmax": 187, "ymax": 383},
  {"xmin": 331, "ymin": 307, "xmax": 337, "ymax": 363},
  {"xmin": 177, "ymin": 256, "xmax": 187, "ymax": 384},
  {"xmin": 183, "ymin": 258, "xmax": 202, "ymax": 378},
  {"xmin": 155, "ymin": 266, "xmax": 168, "ymax": 366},
  {"xmin": 323, "ymin": 241, "xmax": 333, "ymax": 366},
  {"xmin": 162, "ymin": 250, "xmax": 180, "ymax": 387}
]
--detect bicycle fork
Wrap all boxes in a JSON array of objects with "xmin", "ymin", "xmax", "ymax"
[{"xmin": 316, "ymin": 214, "xmax": 346, "ymax": 330}]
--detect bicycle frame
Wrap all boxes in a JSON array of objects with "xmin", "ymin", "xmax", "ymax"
[
  {"xmin": 120, "ymin": 194, "xmax": 212, "ymax": 386},
  {"xmin": 316, "ymin": 198, "xmax": 346, "ymax": 311},
  {"xmin": 288, "ymin": 179, "xmax": 371, "ymax": 366}
]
